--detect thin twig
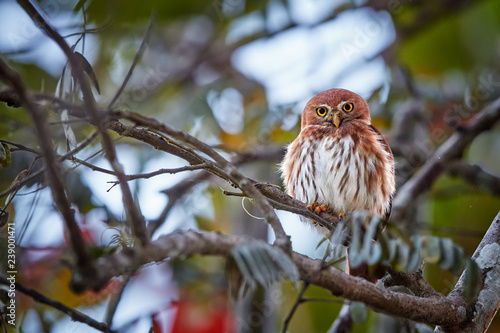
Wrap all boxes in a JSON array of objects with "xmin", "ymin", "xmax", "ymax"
[
  {"xmin": 105, "ymin": 271, "xmax": 134, "ymax": 327},
  {"xmin": 282, "ymin": 282, "xmax": 309, "ymax": 333},
  {"xmin": 223, "ymin": 190, "xmax": 247, "ymax": 197},
  {"xmin": 17, "ymin": 0, "xmax": 149, "ymax": 247},
  {"xmin": 147, "ymin": 171, "xmax": 213, "ymax": 236},
  {"xmin": 0, "ymin": 276, "xmax": 116, "ymax": 333},
  {"xmin": 147, "ymin": 145, "xmax": 285, "ymax": 235},
  {"xmin": 116, "ymin": 110, "xmax": 291, "ymax": 251},
  {"xmin": 108, "ymin": 164, "xmax": 208, "ymax": 183},
  {"xmin": 0, "ymin": 140, "xmax": 41, "ymax": 155},
  {"xmin": 0, "ymin": 130, "xmax": 99, "ymax": 201},
  {"xmin": 0, "ymin": 56, "xmax": 95, "ymax": 281},
  {"xmin": 108, "ymin": 11, "xmax": 156, "ymax": 109}
]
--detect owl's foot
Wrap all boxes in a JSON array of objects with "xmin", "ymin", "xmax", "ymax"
[
  {"xmin": 339, "ymin": 212, "xmax": 345, "ymax": 220},
  {"xmin": 307, "ymin": 203, "xmax": 329, "ymax": 215}
]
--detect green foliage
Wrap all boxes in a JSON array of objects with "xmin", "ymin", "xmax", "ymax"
[
  {"xmin": 227, "ymin": 241, "xmax": 299, "ymax": 300},
  {"xmin": 332, "ymin": 212, "xmax": 476, "ymax": 280},
  {"xmin": 349, "ymin": 302, "xmax": 368, "ymax": 325},
  {"xmin": 398, "ymin": 0, "xmax": 500, "ymax": 75},
  {"xmin": 463, "ymin": 258, "xmax": 481, "ymax": 303},
  {"xmin": 73, "ymin": 51, "xmax": 101, "ymax": 94},
  {"xmin": 1, "ymin": 0, "xmax": 499, "ymax": 331},
  {"xmin": 64, "ymin": 172, "xmax": 95, "ymax": 214},
  {"xmin": 86, "ymin": 0, "xmax": 215, "ymax": 24},
  {"xmin": 0, "ymin": 143, "xmax": 11, "ymax": 168},
  {"xmin": 0, "ymin": 210, "xmax": 8, "ymax": 229}
]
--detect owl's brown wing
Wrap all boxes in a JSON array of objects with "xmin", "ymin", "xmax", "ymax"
[{"xmin": 369, "ymin": 124, "xmax": 394, "ymax": 220}]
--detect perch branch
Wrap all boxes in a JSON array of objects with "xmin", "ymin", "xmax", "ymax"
[{"xmin": 84, "ymin": 229, "xmax": 468, "ymax": 327}]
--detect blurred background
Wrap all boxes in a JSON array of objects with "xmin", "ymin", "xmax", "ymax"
[{"xmin": 1, "ymin": 0, "xmax": 500, "ymax": 332}]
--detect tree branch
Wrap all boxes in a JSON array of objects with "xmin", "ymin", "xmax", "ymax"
[
  {"xmin": 0, "ymin": 89, "xmax": 333, "ymax": 234},
  {"xmin": 17, "ymin": 0, "xmax": 149, "ymax": 247},
  {"xmin": 83, "ymin": 229, "xmax": 468, "ymax": 326},
  {"xmin": 0, "ymin": 276, "xmax": 116, "ymax": 333},
  {"xmin": 115, "ymin": 110, "xmax": 292, "ymax": 251},
  {"xmin": 383, "ymin": 266, "xmax": 441, "ymax": 299},
  {"xmin": 441, "ymin": 211, "xmax": 500, "ymax": 332},
  {"xmin": 392, "ymin": 96, "xmax": 500, "ymax": 221},
  {"xmin": 447, "ymin": 161, "xmax": 500, "ymax": 196},
  {"xmin": 0, "ymin": 57, "xmax": 95, "ymax": 280},
  {"xmin": 282, "ymin": 282, "xmax": 309, "ymax": 333}
]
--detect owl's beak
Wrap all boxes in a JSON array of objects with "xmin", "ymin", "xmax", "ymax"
[{"xmin": 332, "ymin": 112, "xmax": 342, "ymax": 128}]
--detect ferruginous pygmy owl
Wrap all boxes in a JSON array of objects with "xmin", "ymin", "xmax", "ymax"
[{"xmin": 281, "ymin": 88, "xmax": 395, "ymax": 229}]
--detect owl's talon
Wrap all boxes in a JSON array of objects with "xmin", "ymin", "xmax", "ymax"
[
  {"xmin": 307, "ymin": 203, "xmax": 329, "ymax": 215},
  {"xmin": 339, "ymin": 212, "xmax": 345, "ymax": 220}
]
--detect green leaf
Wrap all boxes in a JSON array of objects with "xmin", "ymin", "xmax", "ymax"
[
  {"xmin": 367, "ymin": 242, "xmax": 382, "ymax": 266},
  {"xmin": 89, "ymin": 245, "xmax": 119, "ymax": 259},
  {"xmin": 73, "ymin": 0, "xmax": 87, "ymax": 12},
  {"xmin": 228, "ymin": 241, "xmax": 299, "ymax": 299},
  {"xmin": 0, "ymin": 210, "xmax": 9, "ymax": 228},
  {"xmin": 61, "ymin": 110, "xmax": 77, "ymax": 149},
  {"xmin": 347, "ymin": 217, "xmax": 363, "ymax": 269},
  {"xmin": 329, "ymin": 219, "xmax": 348, "ymax": 259},
  {"xmin": 349, "ymin": 302, "xmax": 368, "ymax": 324},
  {"xmin": 463, "ymin": 259, "xmax": 481, "ymax": 302},
  {"xmin": 385, "ymin": 239, "xmax": 398, "ymax": 265},
  {"xmin": 406, "ymin": 236, "xmax": 422, "ymax": 272},
  {"xmin": 73, "ymin": 52, "xmax": 100, "ymax": 94},
  {"xmin": 362, "ymin": 216, "xmax": 382, "ymax": 265},
  {"xmin": 65, "ymin": 172, "xmax": 95, "ymax": 214},
  {"xmin": 0, "ymin": 143, "xmax": 5, "ymax": 160},
  {"xmin": 450, "ymin": 245, "xmax": 466, "ymax": 276},
  {"xmin": 421, "ymin": 236, "xmax": 441, "ymax": 264},
  {"xmin": 439, "ymin": 238, "xmax": 455, "ymax": 270},
  {"xmin": 395, "ymin": 240, "xmax": 410, "ymax": 271},
  {"xmin": 330, "ymin": 219, "xmax": 347, "ymax": 245},
  {"xmin": 0, "ymin": 289, "xmax": 10, "ymax": 305},
  {"xmin": 415, "ymin": 323, "xmax": 434, "ymax": 333},
  {"xmin": 0, "ymin": 143, "xmax": 11, "ymax": 168}
]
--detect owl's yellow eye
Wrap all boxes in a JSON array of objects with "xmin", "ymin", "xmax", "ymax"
[
  {"xmin": 342, "ymin": 103, "xmax": 354, "ymax": 112},
  {"xmin": 316, "ymin": 106, "xmax": 328, "ymax": 117}
]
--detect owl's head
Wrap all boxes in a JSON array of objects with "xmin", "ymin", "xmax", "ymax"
[{"xmin": 301, "ymin": 89, "xmax": 371, "ymax": 129}]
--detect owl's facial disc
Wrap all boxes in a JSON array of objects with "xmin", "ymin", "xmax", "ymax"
[{"xmin": 315, "ymin": 104, "xmax": 344, "ymax": 127}]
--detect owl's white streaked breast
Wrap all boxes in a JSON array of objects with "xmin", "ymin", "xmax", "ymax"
[{"xmin": 281, "ymin": 133, "xmax": 391, "ymax": 218}]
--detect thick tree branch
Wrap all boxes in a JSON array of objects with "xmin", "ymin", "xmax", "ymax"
[
  {"xmin": 441, "ymin": 211, "xmax": 500, "ymax": 333},
  {"xmin": 392, "ymin": 97, "xmax": 500, "ymax": 221},
  {"xmin": 85, "ymin": 229, "xmax": 468, "ymax": 326}
]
